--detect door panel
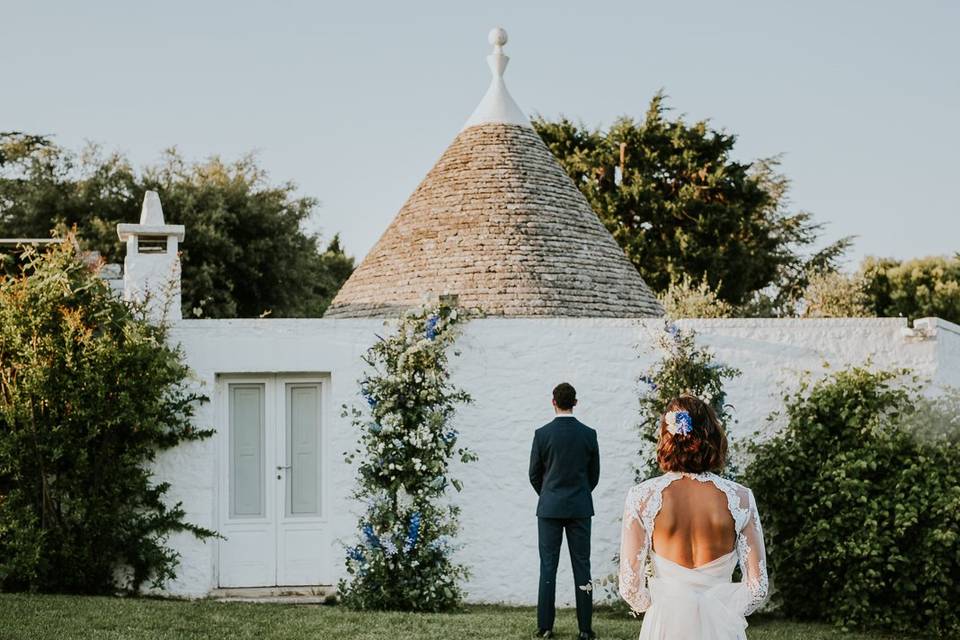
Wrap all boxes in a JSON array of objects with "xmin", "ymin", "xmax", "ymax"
[
  {"xmin": 229, "ymin": 384, "xmax": 265, "ymax": 517},
  {"xmin": 286, "ymin": 383, "xmax": 321, "ymax": 517},
  {"xmin": 277, "ymin": 525, "xmax": 329, "ymax": 586},
  {"xmin": 218, "ymin": 528, "xmax": 274, "ymax": 587}
]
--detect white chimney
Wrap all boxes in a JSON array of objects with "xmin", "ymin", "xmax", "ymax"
[{"xmin": 116, "ymin": 191, "xmax": 185, "ymax": 323}]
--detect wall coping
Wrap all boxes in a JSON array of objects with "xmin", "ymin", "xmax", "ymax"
[
  {"xmin": 171, "ymin": 316, "xmax": 918, "ymax": 331},
  {"xmin": 914, "ymin": 317, "xmax": 960, "ymax": 337}
]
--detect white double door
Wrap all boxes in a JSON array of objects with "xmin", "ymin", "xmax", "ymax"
[{"xmin": 217, "ymin": 374, "xmax": 328, "ymax": 588}]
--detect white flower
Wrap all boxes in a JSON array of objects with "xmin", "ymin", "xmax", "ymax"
[
  {"xmin": 397, "ymin": 486, "xmax": 414, "ymax": 510},
  {"xmin": 664, "ymin": 411, "xmax": 677, "ymax": 432},
  {"xmin": 382, "ymin": 539, "xmax": 399, "ymax": 557}
]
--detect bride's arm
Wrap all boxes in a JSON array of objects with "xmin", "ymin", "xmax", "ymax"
[
  {"xmin": 736, "ymin": 487, "xmax": 770, "ymax": 616},
  {"xmin": 618, "ymin": 486, "xmax": 651, "ymax": 613}
]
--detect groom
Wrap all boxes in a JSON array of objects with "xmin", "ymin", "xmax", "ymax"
[{"xmin": 529, "ymin": 383, "xmax": 600, "ymax": 640}]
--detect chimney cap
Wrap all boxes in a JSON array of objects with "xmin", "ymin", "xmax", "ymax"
[{"xmin": 117, "ymin": 191, "xmax": 185, "ymax": 242}]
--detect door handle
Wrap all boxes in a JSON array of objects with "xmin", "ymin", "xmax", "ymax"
[{"xmin": 276, "ymin": 465, "xmax": 292, "ymax": 470}]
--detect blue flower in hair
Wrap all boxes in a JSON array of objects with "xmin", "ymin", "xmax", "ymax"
[{"xmin": 664, "ymin": 410, "xmax": 694, "ymax": 436}]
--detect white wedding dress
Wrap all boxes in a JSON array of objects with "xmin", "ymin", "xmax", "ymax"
[{"xmin": 619, "ymin": 471, "xmax": 769, "ymax": 640}]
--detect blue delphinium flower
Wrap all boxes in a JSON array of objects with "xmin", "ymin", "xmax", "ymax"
[
  {"xmin": 425, "ymin": 314, "xmax": 440, "ymax": 341},
  {"xmin": 666, "ymin": 323, "xmax": 681, "ymax": 341},
  {"xmin": 362, "ymin": 523, "xmax": 380, "ymax": 548},
  {"xmin": 404, "ymin": 512, "xmax": 422, "ymax": 552},
  {"xmin": 347, "ymin": 546, "xmax": 365, "ymax": 562},
  {"xmin": 443, "ymin": 429, "xmax": 458, "ymax": 444}
]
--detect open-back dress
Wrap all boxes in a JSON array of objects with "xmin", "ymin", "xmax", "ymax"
[{"xmin": 618, "ymin": 471, "xmax": 769, "ymax": 640}]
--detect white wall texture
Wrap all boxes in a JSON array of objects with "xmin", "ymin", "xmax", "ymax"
[{"xmin": 153, "ymin": 316, "xmax": 960, "ymax": 604}]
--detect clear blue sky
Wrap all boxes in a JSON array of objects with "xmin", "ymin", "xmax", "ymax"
[{"xmin": 3, "ymin": 0, "xmax": 957, "ymax": 267}]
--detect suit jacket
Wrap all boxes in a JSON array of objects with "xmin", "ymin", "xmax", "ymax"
[{"xmin": 528, "ymin": 416, "xmax": 600, "ymax": 518}]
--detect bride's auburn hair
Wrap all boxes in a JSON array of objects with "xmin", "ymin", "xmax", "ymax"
[{"xmin": 656, "ymin": 395, "xmax": 728, "ymax": 473}]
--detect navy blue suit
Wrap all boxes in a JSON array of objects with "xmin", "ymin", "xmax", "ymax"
[{"xmin": 529, "ymin": 415, "xmax": 600, "ymax": 634}]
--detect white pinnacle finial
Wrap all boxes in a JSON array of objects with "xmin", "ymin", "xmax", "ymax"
[
  {"xmin": 139, "ymin": 190, "xmax": 165, "ymax": 225},
  {"xmin": 462, "ymin": 26, "xmax": 530, "ymax": 130},
  {"xmin": 489, "ymin": 26, "xmax": 508, "ymax": 51}
]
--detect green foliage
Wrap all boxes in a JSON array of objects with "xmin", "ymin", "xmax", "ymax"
[
  {"xmin": 0, "ymin": 132, "xmax": 353, "ymax": 318},
  {"xmin": 0, "ymin": 236, "xmax": 215, "ymax": 594},
  {"xmin": 339, "ymin": 304, "xmax": 475, "ymax": 612},
  {"xmin": 800, "ymin": 271, "xmax": 872, "ymax": 318},
  {"xmin": 659, "ymin": 274, "xmax": 736, "ymax": 319},
  {"xmin": 635, "ymin": 323, "xmax": 740, "ymax": 478},
  {"xmin": 533, "ymin": 94, "xmax": 850, "ymax": 308},
  {"xmin": 743, "ymin": 367, "xmax": 960, "ymax": 638},
  {"xmin": 859, "ymin": 255, "xmax": 960, "ymax": 324}
]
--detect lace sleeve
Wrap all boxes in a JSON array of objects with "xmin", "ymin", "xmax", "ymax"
[
  {"xmin": 618, "ymin": 486, "xmax": 651, "ymax": 613},
  {"xmin": 736, "ymin": 488, "xmax": 769, "ymax": 615}
]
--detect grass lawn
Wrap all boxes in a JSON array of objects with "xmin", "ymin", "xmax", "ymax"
[{"xmin": 0, "ymin": 594, "xmax": 912, "ymax": 640}]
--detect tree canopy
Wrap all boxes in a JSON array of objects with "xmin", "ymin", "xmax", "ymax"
[
  {"xmin": 533, "ymin": 93, "xmax": 850, "ymax": 311},
  {"xmin": 0, "ymin": 132, "xmax": 353, "ymax": 318},
  {"xmin": 859, "ymin": 255, "xmax": 960, "ymax": 324}
]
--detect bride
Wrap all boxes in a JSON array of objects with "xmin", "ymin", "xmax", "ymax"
[{"xmin": 619, "ymin": 395, "xmax": 769, "ymax": 640}]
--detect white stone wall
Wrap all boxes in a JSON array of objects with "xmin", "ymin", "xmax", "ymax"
[{"xmin": 153, "ymin": 316, "xmax": 959, "ymax": 603}]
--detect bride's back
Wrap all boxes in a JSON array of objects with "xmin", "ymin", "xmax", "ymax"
[
  {"xmin": 652, "ymin": 477, "xmax": 736, "ymax": 568},
  {"xmin": 618, "ymin": 395, "xmax": 771, "ymax": 637}
]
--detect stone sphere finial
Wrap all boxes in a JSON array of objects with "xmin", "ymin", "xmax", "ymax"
[{"xmin": 488, "ymin": 27, "xmax": 508, "ymax": 48}]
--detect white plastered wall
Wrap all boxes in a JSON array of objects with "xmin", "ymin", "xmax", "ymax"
[{"xmin": 153, "ymin": 316, "xmax": 958, "ymax": 603}]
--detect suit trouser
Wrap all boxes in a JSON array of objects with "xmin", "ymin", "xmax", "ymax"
[{"xmin": 537, "ymin": 516, "xmax": 592, "ymax": 633}]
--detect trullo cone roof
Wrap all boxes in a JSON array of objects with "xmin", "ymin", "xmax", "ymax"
[{"xmin": 325, "ymin": 28, "xmax": 662, "ymax": 319}]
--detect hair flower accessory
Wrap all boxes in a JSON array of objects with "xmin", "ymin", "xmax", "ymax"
[{"xmin": 664, "ymin": 410, "xmax": 694, "ymax": 436}]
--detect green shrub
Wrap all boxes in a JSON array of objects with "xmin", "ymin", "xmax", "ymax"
[
  {"xmin": 659, "ymin": 275, "xmax": 736, "ymax": 319},
  {"xmin": 800, "ymin": 271, "xmax": 872, "ymax": 318},
  {"xmin": 0, "ymin": 237, "xmax": 214, "ymax": 594},
  {"xmin": 743, "ymin": 367, "xmax": 960, "ymax": 637},
  {"xmin": 860, "ymin": 255, "xmax": 960, "ymax": 324}
]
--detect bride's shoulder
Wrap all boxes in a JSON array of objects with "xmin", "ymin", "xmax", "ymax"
[
  {"xmin": 708, "ymin": 474, "xmax": 758, "ymax": 510},
  {"xmin": 703, "ymin": 472, "xmax": 746, "ymax": 491},
  {"xmin": 626, "ymin": 474, "xmax": 672, "ymax": 499}
]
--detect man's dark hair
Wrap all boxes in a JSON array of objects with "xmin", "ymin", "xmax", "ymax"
[{"xmin": 552, "ymin": 383, "xmax": 577, "ymax": 410}]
